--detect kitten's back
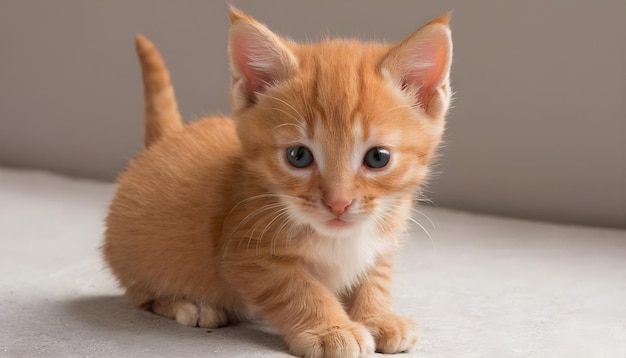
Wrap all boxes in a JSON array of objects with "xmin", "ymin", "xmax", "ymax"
[{"xmin": 104, "ymin": 36, "xmax": 243, "ymax": 308}]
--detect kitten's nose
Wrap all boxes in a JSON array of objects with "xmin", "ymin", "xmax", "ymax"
[{"xmin": 323, "ymin": 197, "xmax": 353, "ymax": 216}]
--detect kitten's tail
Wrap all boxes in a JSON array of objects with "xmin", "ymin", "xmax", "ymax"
[{"xmin": 135, "ymin": 34, "xmax": 183, "ymax": 148}]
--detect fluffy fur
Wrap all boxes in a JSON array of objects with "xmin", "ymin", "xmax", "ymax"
[{"xmin": 104, "ymin": 7, "xmax": 452, "ymax": 358}]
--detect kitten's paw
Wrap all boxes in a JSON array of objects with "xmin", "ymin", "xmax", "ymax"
[
  {"xmin": 360, "ymin": 314, "xmax": 418, "ymax": 353},
  {"xmin": 171, "ymin": 300, "xmax": 200, "ymax": 327},
  {"xmin": 152, "ymin": 299, "xmax": 228, "ymax": 328},
  {"xmin": 198, "ymin": 303, "xmax": 228, "ymax": 328},
  {"xmin": 289, "ymin": 322, "xmax": 375, "ymax": 358}
]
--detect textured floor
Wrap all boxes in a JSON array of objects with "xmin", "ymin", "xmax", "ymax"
[{"xmin": 1, "ymin": 167, "xmax": 625, "ymax": 357}]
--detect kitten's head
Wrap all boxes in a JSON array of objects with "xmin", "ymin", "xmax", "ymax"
[{"xmin": 228, "ymin": 8, "xmax": 452, "ymax": 238}]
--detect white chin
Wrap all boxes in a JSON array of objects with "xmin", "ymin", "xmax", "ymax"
[{"xmin": 313, "ymin": 218, "xmax": 361, "ymax": 238}]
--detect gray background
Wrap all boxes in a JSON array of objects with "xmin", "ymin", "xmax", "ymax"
[{"xmin": 1, "ymin": 0, "xmax": 624, "ymax": 228}]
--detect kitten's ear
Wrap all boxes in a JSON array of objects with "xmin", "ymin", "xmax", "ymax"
[
  {"xmin": 228, "ymin": 7, "xmax": 298, "ymax": 111},
  {"xmin": 380, "ymin": 14, "xmax": 453, "ymax": 119}
]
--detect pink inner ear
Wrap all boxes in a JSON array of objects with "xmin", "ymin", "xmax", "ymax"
[
  {"xmin": 422, "ymin": 41, "xmax": 449, "ymax": 87},
  {"xmin": 231, "ymin": 36, "xmax": 262, "ymax": 100},
  {"xmin": 404, "ymin": 38, "xmax": 450, "ymax": 109},
  {"xmin": 231, "ymin": 33, "xmax": 280, "ymax": 103}
]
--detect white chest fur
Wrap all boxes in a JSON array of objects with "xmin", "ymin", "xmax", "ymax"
[{"xmin": 306, "ymin": 228, "xmax": 395, "ymax": 293}]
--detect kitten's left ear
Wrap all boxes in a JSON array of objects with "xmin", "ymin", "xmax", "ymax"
[
  {"xmin": 228, "ymin": 7, "xmax": 298, "ymax": 112},
  {"xmin": 380, "ymin": 14, "xmax": 453, "ymax": 119}
]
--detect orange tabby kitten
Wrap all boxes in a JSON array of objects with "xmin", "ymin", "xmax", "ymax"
[{"xmin": 104, "ymin": 7, "xmax": 452, "ymax": 357}]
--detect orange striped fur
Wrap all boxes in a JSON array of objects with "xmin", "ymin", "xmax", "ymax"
[
  {"xmin": 104, "ymin": 7, "xmax": 452, "ymax": 357},
  {"xmin": 135, "ymin": 34, "xmax": 183, "ymax": 147}
]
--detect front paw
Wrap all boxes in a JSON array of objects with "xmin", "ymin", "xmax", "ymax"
[
  {"xmin": 360, "ymin": 314, "xmax": 418, "ymax": 353},
  {"xmin": 289, "ymin": 322, "xmax": 375, "ymax": 358}
]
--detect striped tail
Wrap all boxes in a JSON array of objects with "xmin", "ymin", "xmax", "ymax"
[{"xmin": 135, "ymin": 34, "xmax": 183, "ymax": 148}]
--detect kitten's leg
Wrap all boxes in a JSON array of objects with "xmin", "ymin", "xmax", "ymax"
[
  {"xmin": 347, "ymin": 254, "xmax": 418, "ymax": 353},
  {"xmin": 223, "ymin": 256, "xmax": 375, "ymax": 358},
  {"xmin": 150, "ymin": 298, "xmax": 228, "ymax": 328}
]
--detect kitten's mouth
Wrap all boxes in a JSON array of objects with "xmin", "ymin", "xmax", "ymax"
[{"xmin": 325, "ymin": 217, "xmax": 351, "ymax": 228}]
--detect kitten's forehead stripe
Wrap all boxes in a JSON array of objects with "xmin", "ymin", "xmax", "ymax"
[
  {"xmin": 312, "ymin": 119, "xmax": 326, "ymax": 172},
  {"xmin": 303, "ymin": 43, "xmax": 375, "ymax": 178},
  {"xmin": 308, "ymin": 55, "xmax": 322, "ymax": 140},
  {"xmin": 351, "ymin": 116, "xmax": 365, "ymax": 173},
  {"xmin": 354, "ymin": 113, "xmax": 371, "ymax": 144},
  {"xmin": 307, "ymin": 43, "xmax": 364, "ymax": 131},
  {"xmin": 349, "ymin": 54, "xmax": 366, "ymax": 130}
]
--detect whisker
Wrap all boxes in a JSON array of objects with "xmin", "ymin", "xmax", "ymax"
[
  {"xmin": 265, "ymin": 210, "xmax": 292, "ymax": 255},
  {"xmin": 372, "ymin": 215, "xmax": 394, "ymax": 237},
  {"xmin": 258, "ymin": 208, "xmax": 290, "ymax": 246},
  {"xmin": 256, "ymin": 92, "xmax": 307, "ymax": 124},
  {"xmin": 407, "ymin": 207, "xmax": 436, "ymax": 229},
  {"xmin": 272, "ymin": 122, "xmax": 307, "ymax": 133},
  {"xmin": 244, "ymin": 207, "xmax": 292, "ymax": 256},
  {"xmin": 226, "ymin": 193, "xmax": 295, "ymax": 221},
  {"xmin": 274, "ymin": 212, "xmax": 293, "ymax": 240},
  {"xmin": 415, "ymin": 197, "xmax": 435, "ymax": 207},
  {"xmin": 243, "ymin": 207, "xmax": 287, "ymax": 250},
  {"xmin": 386, "ymin": 203, "xmax": 436, "ymax": 229},
  {"xmin": 370, "ymin": 104, "xmax": 414, "ymax": 122},
  {"xmin": 265, "ymin": 209, "xmax": 290, "ymax": 234},
  {"xmin": 223, "ymin": 193, "xmax": 298, "ymax": 243},
  {"xmin": 285, "ymin": 218, "xmax": 302, "ymax": 249},
  {"xmin": 265, "ymin": 107, "xmax": 307, "ymax": 127},
  {"xmin": 406, "ymin": 215, "xmax": 438, "ymax": 256},
  {"xmin": 223, "ymin": 202, "xmax": 285, "ymax": 256},
  {"xmin": 230, "ymin": 203, "xmax": 283, "ymax": 238},
  {"xmin": 384, "ymin": 203, "xmax": 439, "ymax": 255}
]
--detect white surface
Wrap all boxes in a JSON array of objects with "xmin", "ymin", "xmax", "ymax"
[{"xmin": 1, "ymin": 167, "xmax": 625, "ymax": 357}]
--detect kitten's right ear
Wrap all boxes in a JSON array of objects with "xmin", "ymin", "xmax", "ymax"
[
  {"xmin": 228, "ymin": 7, "xmax": 298, "ymax": 111},
  {"xmin": 380, "ymin": 14, "xmax": 453, "ymax": 120}
]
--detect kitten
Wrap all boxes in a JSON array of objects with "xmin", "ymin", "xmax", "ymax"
[{"xmin": 104, "ymin": 7, "xmax": 452, "ymax": 357}]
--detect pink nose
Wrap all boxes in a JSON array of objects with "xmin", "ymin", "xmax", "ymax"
[{"xmin": 323, "ymin": 197, "xmax": 353, "ymax": 216}]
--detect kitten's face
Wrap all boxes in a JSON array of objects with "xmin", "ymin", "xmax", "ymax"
[
  {"xmin": 229, "ymin": 11, "xmax": 452, "ymax": 238},
  {"xmin": 236, "ymin": 43, "xmax": 446, "ymax": 238}
]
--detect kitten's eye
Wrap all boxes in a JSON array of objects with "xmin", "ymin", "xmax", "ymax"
[
  {"xmin": 364, "ymin": 147, "xmax": 390, "ymax": 169},
  {"xmin": 286, "ymin": 146, "xmax": 314, "ymax": 168}
]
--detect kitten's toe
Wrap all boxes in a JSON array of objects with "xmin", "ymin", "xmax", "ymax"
[
  {"xmin": 198, "ymin": 304, "xmax": 228, "ymax": 328},
  {"xmin": 173, "ymin": 301, "xmax": 200, "ymax": 327},
  {"xmin": 151, "ymin": 298, "xmax": 229, "ymax": 328},
  {"xmin": 289, "ymin": 322, "xmax": 374, "ymax": 358},
  {"xmin": 152, "ymin": 299, "xmax": 200, "ymax": 327},
  {"xmin": 361, "ymin": 314, "xmax": 418, "ymax": 353}
]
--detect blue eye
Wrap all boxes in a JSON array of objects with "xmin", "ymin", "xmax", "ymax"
[
  {"xmin": 286, "ymin": 146, "xmax": 314, "ymax": 168},
  {"xmin": 364, "ymin": 147, "xmax": 390, "ymax": 169}
]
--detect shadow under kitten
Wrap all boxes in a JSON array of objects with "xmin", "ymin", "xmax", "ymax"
[{"xmin": 62, "ymin": 295, "xmax": 289, "ymax": 355}]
